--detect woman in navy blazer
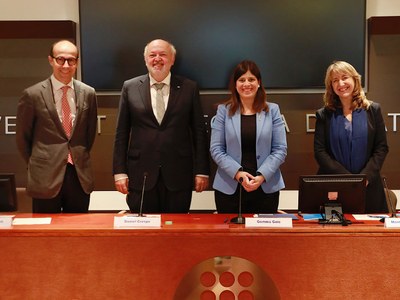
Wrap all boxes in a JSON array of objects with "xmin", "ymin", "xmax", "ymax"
[
  {"xmin": 314, "ymin": 61, "xmax": 389, "ymax": 213},
  {"xmin": 210, "ymin": 60, "xmax": 287, "ymax": 213}
]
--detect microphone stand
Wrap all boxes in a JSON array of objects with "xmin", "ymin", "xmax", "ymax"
[
  {"xmin": 332, "ymin": 209, "xmax": 350, "ymax": 226},
  {"xmin": 138, "ymin": 172, "xmax": 148, "ymax": 217},
  {"xmin": 231, "ymin": 177, "xmax": 245, "ymax": 224}
]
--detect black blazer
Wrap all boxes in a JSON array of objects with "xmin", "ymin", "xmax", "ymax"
[
  {"xmin": 113, "ymin": 74, "xmax": 209, "ymax": 191},
  {"xmin": 314, "ymin": 102, "xmax": 389, "ymax": 213}
]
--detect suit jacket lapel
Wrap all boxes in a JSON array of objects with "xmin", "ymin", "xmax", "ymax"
[
  {"xmin": 73, "ymin": 79, "xmax": 84, "ymax": 136},
  {"xmin": 232, "ymin": 110, "xmax": 241, "ymax": 147},
  {"xmin": 41, "ymin": 79, "xmax": 66, "ymax": 137},
  {"xmin": 256, "ymin": 111, "xmax": 266, "ymax": 144},
  {"xmin": 163, "ymin": 76, "xmax": 182, "ymax": 123},
  {"xmin": 138, "ymin": 76, "xmax": 156, "ymax": 123}
]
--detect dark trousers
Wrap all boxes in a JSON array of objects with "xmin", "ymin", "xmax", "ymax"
[
  {"xmin": 215, "ymin": 186, "xmax": 279, "ymax": 214},
  {"xmin": 32, "ymin": 164, "xmax": 90, "ymax": 213},
  {"xmin": 127, "ymin": 172, "xmax": 192, "ymax": 214}
]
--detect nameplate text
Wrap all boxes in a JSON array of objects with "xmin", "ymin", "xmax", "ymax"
[
  {"xmin": 0, "ymin": 215, "xmax": 14, "ymax": 228},
  {"xmin": 384, "ymin": 217, "xmax": 400, "ymax": 228},
  {"xmin": 245, "ymin": 217, "xmax": 292, "ymax": 228},
  {"xmin": 114, "ymin": 215, "xmax": 161, "ymax": 228}
]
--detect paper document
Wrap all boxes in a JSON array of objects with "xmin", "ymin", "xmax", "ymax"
[
  {"xmin": 12, "ymin": 218, "xmax": 52, "ymax": 225},
  {"xmin": 352, "ymin": 214, "xmax": 388, "ymax": 221}
]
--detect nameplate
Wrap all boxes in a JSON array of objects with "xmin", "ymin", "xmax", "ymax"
[
  {"xmin": 114, "ymin": 215, "xmax": 161, "ymax": 228},
  {"xmin": 384, "ymin": 217, "xmax": 400, "ymax": 228},
  {"xmin": 245, "ymin": 217, "xmax": 293, "ymax": 228},
  {"xmin": 0, "ymin": 215, "xmax": 14, "ymax": 228}
]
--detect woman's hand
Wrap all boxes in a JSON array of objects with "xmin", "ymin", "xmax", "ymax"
[{"xmin": 235, "ymin": 171, "xmax": 264, "ymax": 192}]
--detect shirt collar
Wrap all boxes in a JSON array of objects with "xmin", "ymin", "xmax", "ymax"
[
  {"xmin": 149, "ymin": 73, "xmax": 171, "ymax": 87},
  {"xmin": 50, "ymin": 74, "xmax": 74, "ymax": 91}
]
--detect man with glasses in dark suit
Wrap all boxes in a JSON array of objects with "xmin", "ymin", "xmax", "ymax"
[{"xmin": 16, "ymin": 40, "xmax": 98, "ymax": 213}]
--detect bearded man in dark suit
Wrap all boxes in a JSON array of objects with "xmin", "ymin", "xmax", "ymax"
[{"xmin": 113, "ymin": 39, "xmax": 209, "ymax": 213}]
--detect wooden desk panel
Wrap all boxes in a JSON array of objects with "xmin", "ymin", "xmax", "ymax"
[{"xmin": 1, "ymin": 213, "xmax": 399, "ymax": 299}]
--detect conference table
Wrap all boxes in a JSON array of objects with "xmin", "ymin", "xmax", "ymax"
[{"xmin": 1, "ymin": 213, "xmax": 399, "ymax": 300}]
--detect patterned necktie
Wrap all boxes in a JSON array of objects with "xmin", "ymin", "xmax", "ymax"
[
  {"xmin": 154, "ymin": 83, "xmax": 165, "ymax": 124},
  {"xmin": 61, "ymin": 86, "xmax": 73, "ymax": 164}
]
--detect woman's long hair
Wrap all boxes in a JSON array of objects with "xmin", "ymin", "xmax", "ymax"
[
  {"xmin": 224, "ymin": 60, "xmax": 269, "ymax": 116},
  {"xmin": 323, "ymin": 60, "xmax": 370, "ymax": 111}
]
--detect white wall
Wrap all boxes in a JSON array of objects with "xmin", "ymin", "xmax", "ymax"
[
  {"xmin": 1, "ymin": 0, "xmax": 399, "ymax": 211},
  {"xmin": 1, "ymin": 0, "xmax": 400, "ymax": 21},
  {"xmin": 0, "ymin": 0, "xmax": 79, "ymax": 22},
  {"xmin": 367, "ymin": 0, "xmax": 400, "ymax": 17}
]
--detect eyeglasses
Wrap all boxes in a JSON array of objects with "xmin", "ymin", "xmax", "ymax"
[{"xmin": 52, "ymin": 56, "xmax": 78, "ymax": 66}]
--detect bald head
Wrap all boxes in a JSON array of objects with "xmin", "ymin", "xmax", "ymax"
[
  {"xmin": 144, "ymin": 39, "xmax": 176, "ymax": 58},
  {"xmin": 50, "ymin": 40, "xmax": 79, "ymax": 58}
]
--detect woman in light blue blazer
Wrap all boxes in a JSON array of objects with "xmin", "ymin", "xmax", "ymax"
[{"xmin": 210, "ymin": 60, "xmax": 287, "ymax": 213}]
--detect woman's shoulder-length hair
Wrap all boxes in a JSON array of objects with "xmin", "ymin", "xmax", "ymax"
[{"xmin": 323, "ymin": 60, "xmax": 370, "ymax": 111}]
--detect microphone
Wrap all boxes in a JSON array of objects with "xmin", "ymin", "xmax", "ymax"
[
  {"xmin": 331, "ymin": 209, "xmax": 350, "ymax": 226},
  {"xmin": 138, "ymin": 172, "xmax": 148, "ymax": 217},
  {"xmin": 230, "ymin": 177, "xmax": 245, "ymax": 224},
  {"xmin": 383, "ymin": 176, "xmax": 397, "ymax": 218}
]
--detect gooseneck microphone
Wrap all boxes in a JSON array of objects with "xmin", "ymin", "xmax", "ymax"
[
  {"xmin": 230, "ymin": 177, "xmax": 245, "ymax": 224},
  {"xmin": 138, "ymin": 172, "xmax": 148, "ymax": 217}
]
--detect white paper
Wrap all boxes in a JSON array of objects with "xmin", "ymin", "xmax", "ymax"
[
  {"xmin": 12, "ymin": 218, "xmax": 52, "ymax": 225},
  {"xmin": 352, "ymin": 214, "xmax": 388, "ymax": 221}
]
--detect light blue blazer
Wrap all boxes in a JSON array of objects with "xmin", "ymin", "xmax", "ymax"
[{"xmin": 210, "ymin": 103, "xmax": 287, "ymax": 195}]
